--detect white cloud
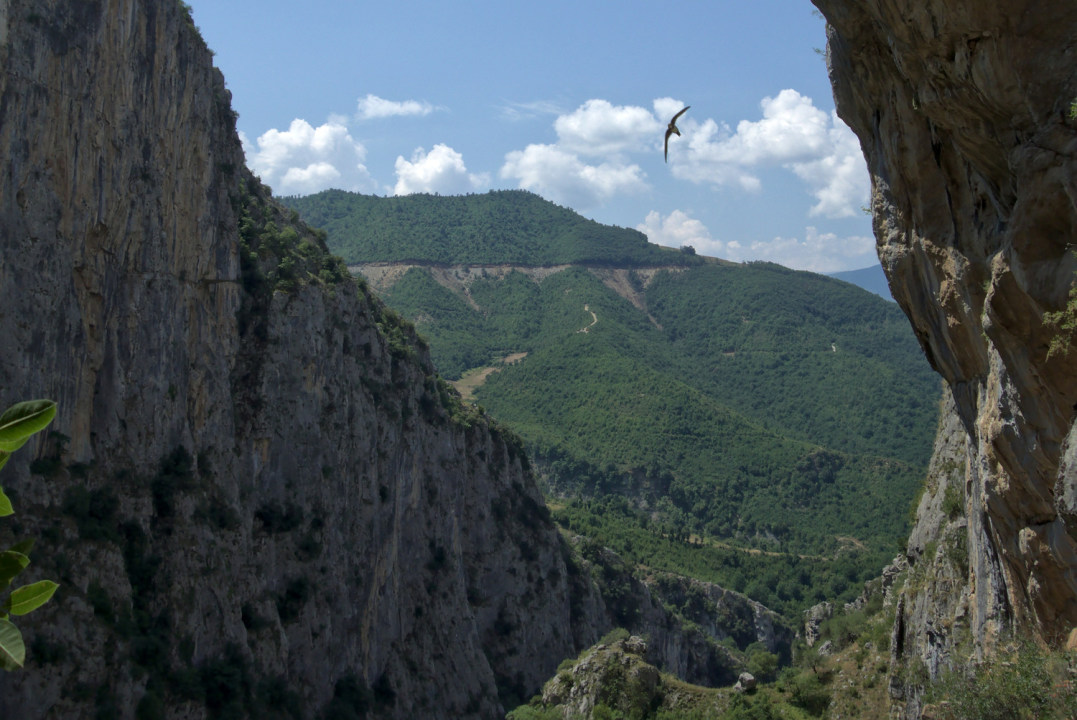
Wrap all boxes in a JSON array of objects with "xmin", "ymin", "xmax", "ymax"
[
  {"xmin": 500, "ymin": 99, "xmax": 565, "ymax": 121},
  {"xmin": 500, "ymin": 143, "xmax": 647, "ymax": 208},
  {"xmin": 744, "ymin": 227, "xmax": 876, "ymax": 273},
  {"xmin": 280, "ymin": 162, "xmax": 341, "ymax": 190},
  {"xmin": 242, "ymin": 119, "xmax": 376, "ymax": 196},
  {"xmin": 499, "ymin": 98, "xmax": 658, "ymax": 208},
  {"xmin": 788, "ymin": 114, "xmax": 869, "ymax": 218},
  {"xmin": 672, "ymin": 90, "xmax": 869, "ymax": 218},
  {"xmin": 554, "ymin": 99, "xmax": 661, "ymax": 156},
  {"xmin": 637, "ymin": 211, "xmax": 874, "ymax": 272},
  {"xmin": 653, "ymin": 97, "xmax": 690, "ymax": 124},
  {"xmin": 498, "ymin": 91, "xmax": 867, "ymax": 219},
  {"xmin": 637, "ymin": 210, "xmax": 730, "ymax": 258},
  {"xmin": 356, "ymin": 93, "xmax": 436, "ymax": 120},
  {"xmin": 393, "ymin": 144, "xmax": 489, "ymax": 196}
]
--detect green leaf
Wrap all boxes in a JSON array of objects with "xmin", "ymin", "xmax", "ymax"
[
  {"xmin": 0, "ymin": 488, "xmax": 11, "ymax": 517},
  {"xmin": 0, "ymin": 551, "xmax": 29, "ymax": 592},
  {"xmin": 0, "ymin": 436, "xmax": 30, "ymax": 455},
  {"xmin": 0, "ymin": 617, "xmax": 25, "ymax": 670},
  {"xmin": 0, "ymin": 400, "xmax": 57, "ymax": 453},
  {"xmin": 7, "ymin": 540, "xmax": 34, "ymax": 557},
  {"xmin": 4, "ymin": 581, "xmax": 59, "ymax": 616},
  {"xmin": 0, "ymin": 452, "xmax": 9, "ymax": 473}
]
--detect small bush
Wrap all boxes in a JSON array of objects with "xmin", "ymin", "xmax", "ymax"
[
  {"xmin": 241, "ymin": 602, "xmax": 270, "ymax": 632},
  {"xmin": 321, "ymin": 673, "xmax": 372, "ymax": 720},
  {"xmin": 135, "ymin": 691, "xmax": 165, "ymax": 720},
  {"xmin": 747, "ymin": 649, "xmax": 780, "ymax": 682},
  {"xmin": 87, "ymin": 581, "xmax": 114, "ymax": 625},
  {"xmin": 942, "ymin": 481, "xmax": 964, "ymax": 519},
  {"xmin": 255, "ymin": 502, "xmax": 303, "ymax": 533},
  {"xmin": 926, "ymin": 641, "xmax": 1076, "ymax": 720},
  {"xmin": 62, "ymin": 486, "xmax": 121, "ymax": 543},
  {"xmin": 598, "ymin": 627, "xmax": 630, "ymax": 646},
  {"xmin": 789, "ymin": 671, "xmax": 831, "ymax": 716},
  {"xmin": 196, "ymin": 499, "xmax": 240, "ymax": 531},
  {"xmin": 276, "ymin": 577, "xmax": 312, "ymax": 623}
]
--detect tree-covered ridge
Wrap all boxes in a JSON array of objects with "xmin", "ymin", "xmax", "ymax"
[
  {"xmin": 286, "ymin": 187, "xmax": 939, "ymax": 614},
  {"xmin": 373, "ymin": 260, "xmax": 939, "ymax": 570},
  {"xmin": 643, "ymin": 262, "xmax": 938, "ymax": 467},
  {"xmin": 282, "ymin": 189, "xmax": 705, "ymax": 267},
  {"xmin": 383, "ymin": 262, "xmax": 937, "ymax": 466}
]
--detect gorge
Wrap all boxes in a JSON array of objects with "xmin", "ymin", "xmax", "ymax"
[{"xmin": 0, "ymin": 0, "xmax": 1074, "ymax": 718}]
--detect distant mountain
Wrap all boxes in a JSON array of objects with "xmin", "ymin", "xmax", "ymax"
[
  {"xmin": 282, "ymin": 189, "xmax": 705, "ymax": 267},
  {"xmin": 828, "ymin": 264, "xmax": 894, "ymax": 301},
  {"xmin": 289, "ymin": 189, "xmax": 940, "ymax": 617}
]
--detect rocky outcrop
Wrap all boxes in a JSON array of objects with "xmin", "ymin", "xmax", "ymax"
[
  {"xmin": 813, "ymin": 0, "xmax": 1077, "ymax": 713},
  {"xmin": 804, "ymin": 601, "xmax": 833, "ymax": 648},
  {"xmin": 0, "ymin": 2, "xmax": 611, "ymax": 717},
  {"xmin": 570, "ymin": 540, "xmax": 794, "ymax": 688},
  {"xmin": 539, "ymin": 635, "xmax": 663, "ymax": 719}
]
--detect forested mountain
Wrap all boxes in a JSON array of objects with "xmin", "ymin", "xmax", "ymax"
[
  {"xmin": 282, "ymin": 189, "xmax": 704, "ymax": 266},
  {"xmin": 289, "ymin": 189, "xmax": 941, "ymax": 617}
]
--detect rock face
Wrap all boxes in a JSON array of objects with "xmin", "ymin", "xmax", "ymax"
[
  {"xmin": 0, "ymin": 2, "xmax": 608, "ymax": 717},
  {"xmin": 569, "ymin": 540, "xmax": 794, "ymax": 688},
  {"xmin": 540, "ymin": 635, "xmax": 663, "ymax": 719},
  {"xmin": 814, "ymin": 0, "xmax": 1077, "ymax": 712},
  {"xmin": 0, "ymin": 2, "xmax": 792, "ymax": 716}
]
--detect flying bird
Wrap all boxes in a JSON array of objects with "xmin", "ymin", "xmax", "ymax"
[{"xmin": 664, "ymin": 106, "xmax": 690, "ymax": 163}]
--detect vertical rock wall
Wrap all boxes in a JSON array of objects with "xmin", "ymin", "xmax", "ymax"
[
  {"xmin": 0, "ymin": 2, "xmax": 606, "ymax": 717},
  {"xmin": 813, "ymin": 0, "xmax": 1077, "ymax": 710}
]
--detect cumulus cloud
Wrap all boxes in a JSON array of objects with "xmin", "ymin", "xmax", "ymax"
[
  {"xmin": 553, "ymin": 99, "xmax": 661, "ymax": 156},
  {"xmin": 788, "ymin": 114, "xmax": 868, "ymax": 218},
  {"xmin": 356, "ymin": 93, "xmax": 436, "ymax": 120},
  {"xmin": 498, "ymin": 91, "xmax": 867, "ymax": 218},
  {"xmin": 500, "ymin": 143, "xmax": 647, "ymax": 208},
  {"xmin": 653, "ymin": 97, "xmax": 690, "ymax": 124},
  {"xmin": 393, "ymin": 144, "xmax": 489, "ymax": 196},
  {"xmin": 673, "ymin": 90, "xmax": 869, "ymax": 217},
  {"xmin": 242, "ymin": 119, "xmax": 376, "ymax": 196},
  {"xmin": 637, "ymin": 210, "xmax": 732, "ymax": 258},
  {"xmin": 743, "ymin": 227, "xmax": 875, "ymax": 272},
  {"xmin": 637, "ymin": 211, "xmax": 874, "ymax": 272},
  {"xmin": 499, "ymin": 98, "xmax": 660, "ymax": 208}
]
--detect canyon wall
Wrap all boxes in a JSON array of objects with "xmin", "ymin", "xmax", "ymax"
[
  {"xmin": 0, "ymin": 1, "xmax": 603, "ymax": 717},
  {"xmin": 0, "ymin": 2, "xmax": 787, "ymax": 716},
  {"xmin": 814, "ymin": 0, "xmax": 1077, "ymax": 712}
]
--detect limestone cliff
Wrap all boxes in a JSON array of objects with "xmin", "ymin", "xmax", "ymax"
[
  {"xmin": 813, "ymin": 0, "xmax": 1077, "ymax": 712},
  {"xmin": 0, "ymin": 1, "xmax": 605, "ymax": 717},
  {"xmin": 0, "ymin": 2, "xmax": 781, "ymax": 717}
]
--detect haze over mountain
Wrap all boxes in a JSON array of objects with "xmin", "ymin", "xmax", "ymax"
[{"xmin": 827, "ymin": 265, "xmax": 893, "ymax": 302}]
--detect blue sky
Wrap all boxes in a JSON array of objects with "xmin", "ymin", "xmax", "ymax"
[{"xmin": 187, "ymin": 1, "xmax": 878, "ymax": 273}]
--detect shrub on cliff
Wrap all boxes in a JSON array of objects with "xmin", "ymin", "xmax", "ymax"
[{"xmin": 925, "ymin": 639, "xmax": 1077, "ymax": 720}]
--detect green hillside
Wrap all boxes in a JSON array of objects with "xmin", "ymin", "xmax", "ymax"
[
  {"xmin": 282, "ymin": 189, "xmax": 703, "ymax": 266},
  {"xmin": 288, "ymin": 190, "xmax": 941, "ymax": 618}
]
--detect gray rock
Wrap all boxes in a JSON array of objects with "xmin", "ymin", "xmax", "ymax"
[
  {"xmin": 804, "ymin": 602, "xmax": 833, "ymax": 648},
  {"xmin": 733, "ymin": 672, "xmax": 757, "ymax": 693},
  {"xmin": 815, "ymin": 0, "xmax": 1077, "ymax": 716},
  {"xmin": 0, "ymin": 3, "xmax": 610, "ymax": 717}
]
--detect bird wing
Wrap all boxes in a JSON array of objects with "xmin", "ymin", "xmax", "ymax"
[{"xmin": 664, "ymin": 107, "xmax": 689, "ymax": 162}]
